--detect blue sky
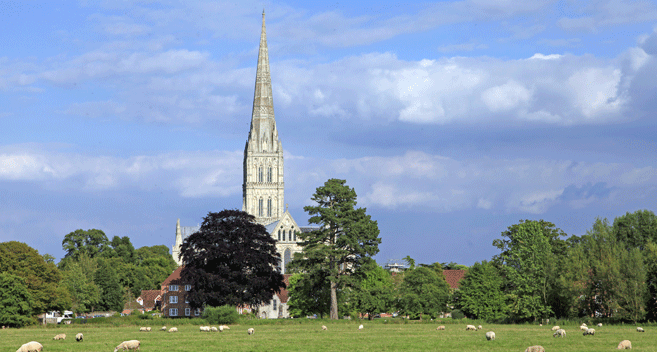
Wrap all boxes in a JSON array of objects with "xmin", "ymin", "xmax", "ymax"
[{"xmin": 1, "ymin": 0, "xmax": 657, "ymax": 266}]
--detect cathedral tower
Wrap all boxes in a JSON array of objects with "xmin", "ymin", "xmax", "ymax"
[{"xmin": 242, "ymin": 10, "xmax": 284, "ymax": 225}]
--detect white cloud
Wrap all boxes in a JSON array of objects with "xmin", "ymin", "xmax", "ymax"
[
  {"xmin": 568, "ymin": 67, "xmax": 625, "ymax": 118},
  {"xmin": 481, "ymin": 80, "xmax": 532, "ymax": 112}
]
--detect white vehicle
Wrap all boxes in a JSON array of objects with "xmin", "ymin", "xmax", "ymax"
[{"xmin": 46, "ymin": 310, "xmax": 74, "ymax": 324}]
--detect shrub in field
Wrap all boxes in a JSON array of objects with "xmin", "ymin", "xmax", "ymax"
[
  {"xmin": 203, "ymin": 305, "xmax": 239, "ymax": 325},
  {"xmin": 451, "ymin": 309, "xmax": 465, "ymax": 319}
]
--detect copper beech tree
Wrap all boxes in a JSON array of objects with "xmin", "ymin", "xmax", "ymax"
[{"xmin": 179, "ymin": 210, "xmax": 284, "ymax": 309}]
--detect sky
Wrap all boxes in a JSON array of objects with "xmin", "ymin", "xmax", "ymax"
[{"xmin": 1, "ymin": 0, "xmax": 657, "ymax": 266}]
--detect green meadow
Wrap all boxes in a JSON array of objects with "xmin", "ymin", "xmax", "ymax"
[{"xmin": 2, "ymin": 320, "xmax": 653, "ymax": 352}]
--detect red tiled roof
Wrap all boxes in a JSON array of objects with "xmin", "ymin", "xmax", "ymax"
[
  {"xmin": 443, "ymin": 269, "xmax": 467, "ymax": 289},
  {"xmin": 139, "ymin": 290, "xmax": 162, "ymax": 309},
  {"xmin": 161, "ymin": 266, "xmax": 184, "ymax": 287},
  {"xmin": 275, "ymin": 274, "xmax": 292, "ymax": 303}
]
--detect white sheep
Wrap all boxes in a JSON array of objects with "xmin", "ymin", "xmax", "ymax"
[
  {"xmin": 478, "ymin": 325, "xmax": 483, "ymax": 330},
  {"xmin": 466, "ymin": 324, "xmax": 477, "ymax": 331},
  {"xmin": 247, "ymin": 327, "xmax": 255, "ymax": 335},
  {"xmin": 551, "ymin": 325, "xmax": 560, "ymax": 331},
  {"xmin": 220, "ymin": 325, "xmax": 230, "ymax": 330},
  {"xmin": 139, "ymin": 327, "xmax": 151, "ymax": 332},
  {"xmin": 160, "ymin": 326, "xmax": 166, "ymax": 331},
  {"xmin": 636, "ymin": 327, "xmax": 644, "ymax": 332},
  {"xmin": 485, "ymin": 331, "xmax": 495, "ymax": 341},
  {"xmin": 617, "ymin": 339, "xmax": 632, "ymax": 349},
  {"xmin": 580, "ymin": 324, "xmax": 589, "ymax": 331},
  {"xmin": 53, "ymin": 333, "xmax": 66, "ymax": 340},
  {"xmin": 75, "ymin": 333, "xmax": 83, "ymax": 342},
  {"xmin": 321, "ymin": 325, "xmax": 327, "ymax": 331},
  {"xmin": 211, "ymin": 326, "xmax": 218, "ymax": 332},
  {"xmin": 597, "ymin": 323, "xmax": 603, "ymax": 327},
  {"xmin": 358, "ymin": 324, "xmax": 364, "ymax": 330},
  {"xmin": 553, "ymin": 328, "xmax": 566, "ymax": 337},
  {"xmin": 583, "ymin": 328, "xmax": 595, "ymax": 336},
  {"xmin": 199, "ymin": 326, "xmax": 210, "ymax": 332},
  {"xmin": 15, "ymin": 341, "xmax": 43, "ymax": 352},
  {"xmin": 114, "ymin": 340, "xmax": 140, "ymax": 352},
  {"xmin": 525, "ymin": 346, "xmax": 545, "ymax": 352},
  {"xmin": 436, "ymin": 326, "xmax": 446, "ymax": 331},
  {"xmin": 218, "ymin": 326, "xmax": 224, "ymax": 332},
  {"xmin": 168, "ymin": 327, "xmax": 178, "ymax": 332}
]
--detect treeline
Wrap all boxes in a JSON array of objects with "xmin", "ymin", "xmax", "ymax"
[
  {"xmin": 289, "ymin": 209, "xmax": 657, "ymax": 323},
  {"xmin": 0, "ymin": 229, "xmax": 177, "ymax": 327}
]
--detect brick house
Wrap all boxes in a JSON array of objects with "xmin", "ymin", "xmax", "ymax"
[
  {"xmin": 161, "ymin": 267, "xmax": 201, "ymax": 318},
  {"xmin": 137, "ymin": 290, "xmax": 162, "ymax": 313}
]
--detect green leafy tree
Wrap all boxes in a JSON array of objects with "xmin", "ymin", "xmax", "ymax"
[
  {"xmin": 110, "ymin": 236, "xmax": 136, "ymax": 264},
  {"xmin": 555, "ymin": 242, "xmax": 590, "ymax": 318},
  {"xmin": 0, "ymin": 241, "xmax": 70, "ymax": 315},
  {"xmin": 61, "ymin": 229, "xmax": 110, "ymax": 260},
  {"xmin": 644, "ymin": 242, "xmax": 657, "ymax": 321},
  {"xmin": 493, "ymin": 220, "xmax": 556, "ymax": 321},
  {"xmin": 180, "ymin": 210, "xmax": 284, "ymax": 308},
  {"xmin": 287, "ymin": 273, "xmax": 332, "ymax": 318},
  {"xmin": 0, "ymin": 273, "xmax": 33, "ymax": 327},
  {"xmin": 616, "ymin": 247, "xmax": 646, "ymax": 322},
  {"xmin": 613, "ymin": 209, "xmax": 657, "ymax": 250},
  {"xmin": 353, "ymin": 259, "xmax": 394, "ymax": 320},
  {"xmin": 398, "ymin": 266, "xmax": 450, "ymax": 319},
  {"xmin": 61, "ymin": 253, "xmax": 101, "ymax": 313},
  {"xmin": 456, "ymin": 261, "xmax": 507, "ymax": 320},
  {"xmin": 293, "ymin": 179, "xmax": 381, "ymax": 319},
  {"xmin": 95, "ymin": 258, "xmax": 124, "ymax": 311}
]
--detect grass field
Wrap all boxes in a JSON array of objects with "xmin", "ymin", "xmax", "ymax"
[{"xmin": 1, "ymin": 320, "xmax": 653, "ymax": 351}]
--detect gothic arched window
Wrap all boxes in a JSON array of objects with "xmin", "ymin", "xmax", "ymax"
[
  {"xmin": 293, "ymin": 230, "xmax": 296, "ymax": 242},
  {"xmin": 267, "ymin": 198, "xmax": 272, "ymax": 217},
  {"xmin": 267, "ymin": 167, "xmax": 272, "ymax": 183},
  {"xmin": 258, "ymin": 167, "xmax": 263, "ymax": 183},
  {"xmin": 284, "ymin": 248, "xmax": 292, "ymax": 274},
  {"xmin": 278, "ymin": 229, "xmax": 281, "ymax": 241},
  {"xmin": 258, "ymin": 198, "xmax": 263, "ymax": 217}
]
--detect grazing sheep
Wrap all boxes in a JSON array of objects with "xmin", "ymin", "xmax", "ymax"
[
  {"xmin": 466, "ymin": 324, "xmax": 477, "ymax": 331},
  {"xmin": 636, "ymin": 327, "xmax": 644, "ymax": 332},
  {"xmin": 551, "ymin": 325, "xmax": 560, "ymax": 331},
  {"xmin": 436, "ymin": 326, "xmax": 446, "ymax": 331},
  {"xmin": 15, "ymin": 341, "xmax": 43, "ymax": 352},
  {"xmin": 75, "ymin": 333, "xmax": 83, "ymax": 342},
  {"xmin": 220, "ymin": 325, "xmax": 230, "ymax": 330},
  {"xmin": 114, "ymin": 340, "xmax": 140, "ymax": 352},
  {"xmin": 553, "ymin": 329, "xmax": 566, "ymax": 338},
  {"xmin": 617, "ymin": 340, "xmax": 632, "ymax": 349},
  {"xmin": 168, "ymin": 327, "xmax": 178, "ymax": 332},
  {"xmin": 358, "ymin": 324, "xmax": 364, "ymax": 330},
  {"xmin": 218, "ymin": 326, "xmax": 224, "ymax": 332},
  {"xmin": 160, "ymin": 326, "xmax": 166, "ymax": 331},
  {"xmin": 580, "ymin": 325, "xmax": 589, "ymax": 331},
  {"xmin": 524, "ymin": 346, "xmax": 545, "ymax": 352},
  {"xmin": 321, "ymin": 325, "xmax": 327, "ymax": 331},
  {"xmin": 583, "ymin": 328, "xmax": 595, "ymax": 336},
  {"xmin": 211, "ymin": 326, "xmax": 218, "ymax": 332},
  {"xmin": 53, "ymin": 333, "xmax": 66, "ymax": 340},
  {"xmin": 247, "ymin": 328, "xmax": 254, "ymax": 335},
  {"xmin": 597, "ymin": 323, "xmax": 603, "ymax": 327},
  {"xmin": 139, "ymin": 327, "xmax": 151, "ymax": 332},
  {"xmin": 199, "ymin": 326, "xmax": 210, "ymax": 332},
  {"xmin": 485, "ymin": 331, "xmax": 495, "ymax": 341},
  {"xmin": 478, "ymin": 325, "xmax": 483, "ymax": 330}
]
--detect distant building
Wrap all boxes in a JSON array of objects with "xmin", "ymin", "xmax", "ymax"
[{"xmin": 443, "ymin": 269, "xmax": 467, "ymax": 289}]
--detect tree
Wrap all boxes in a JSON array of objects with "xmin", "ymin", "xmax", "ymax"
[
  {"xmin": 61, "ymin": 229, "xmax": 110, "ymax": 260},
  {"xmin": 110, "ymin": 236, "xmax": 136, "ymax": 264},
  {"xmin": 95, "ymin": 258, "xmax": 124, "ymax": 312},
  {"xmin": 352, "ymin": 259, "xmax": 394, "ymax": 320},
  {"xmin": 398, "ymin": 266, "xmax": 450, "ymax": 319},
  {"xmin": 0, "ymin": 273, "xmax": 33, "ymax": 327},
  {"xmin": 613, "ymin": 210, "xmax": 657, "ymax": 250},
  {"xmin": 293, "ymin": 179, "xmax": 381, "ymax": 320},
  {"xmin": 456, "ymin": 261, "xmax": 507, "ymax": 320},
  {"xmin": 61, "ymin": 253, "xmax": 101, "ymax": 313},
  {"xmin": 179, "ymin": 210, "xmax": 284, "ymax": 309},
  {"xmin": 287, "ymin": 273, "xmax": 332, "ymax": 318}
]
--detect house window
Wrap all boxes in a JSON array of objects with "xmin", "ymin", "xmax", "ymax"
[
  {"xmin": 273, "ymin": 299, "xmax": 277, "ymax": 311},
  {"xmin": 185, "ymin": 297, "xmax": 189, "ymax": 303},
  {"xmin": 195, "ymin": 308, "xmax": 201, "ymax": 316},
  {"xmin": 185, "ymin": 285, "xmax": 191, "ymax": 291},
  {"xmin": 169, "ymin": 295, "xmax": 178, "ymax": 304},
  {"xmin": 169, "ymin": 285, "xmax": 179, "ymax": 291},
  {"xmin": 185, "ymin": 308, "xmax": 191, "ymax": 316},
  {"xmin": 169, "ymin": 308, "xmax": 178, "ymax": 317}
]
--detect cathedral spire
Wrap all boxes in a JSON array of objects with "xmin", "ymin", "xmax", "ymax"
[{"xmin": 251, "ymin": 9, "xmax": 275, "ymax": 121}]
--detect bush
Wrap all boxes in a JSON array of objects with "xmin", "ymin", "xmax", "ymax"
[
  {"xmin": 138, "ymin": 314, "xmax": 153, "ymax": 320},
  {"xmin": 451, "ymin": 309, "xmax": 465, "ymax": 319},
  {"xmin": 202, "ymin": 305, "xmax": 239, "ymax": 325}
]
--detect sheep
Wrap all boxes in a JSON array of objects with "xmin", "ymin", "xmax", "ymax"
[
  {"xmin": 478, "ymin": 325, "xmax": 483, "ymax": 330},
  {"xmin": 580, "ymin": 324, "xmax": 589, "ymax": 331},
  {"xmin": 485, "ymin": 331, "xmax": 495, "ymax": 341},
  {"xmin": 218, "ymin": 326, "xmax": 224, "ymax": 332},
  {"xmin": 199, "ymin": 326, "xmax": 210, "ymax": 332},
  {"xmin": 75, "ymin": 333, "xmax": 83, "ymax": 342},
  {"xmin": 636, "ymin": 327, "xmax": 644, "ymax": 332},
  {"xmin": 583, "ymin": 328, "xmax": 595, "ymax": 336},
  {"xmin": 524, "ymin": 346, "xmax": 545, "ymax": 352},
  {"xmin": 551, "ymin": 325, "xmax": 560, "ymax": 331},
  {"xmin": 466, "ymin": 324, "xmax": 477, "ymax": 331},
  {"xmin": 220, "ymin": 325, "xmax": 230, "ymax": 330},
  {"xmin": 321, "ymin": 325, "xmax": 327, "ymax": 331},
  {"xmin": 247, "ymin": 327, "xmax": 255, "ymax": 335},
  {"xmin": 139, "ymin": 327, "xmax": 151, "ymax": 332},
  {"xmin": 53, "ymin": 333, "xmax": 66, "ymax": 340},
  {"xmin": 15, "ymin": 341, "xmax": 43, "ymax": 352},
  {"xmin": 436, "ymin": 326, "xmax": 446, "ymax": 331},
  {"xmin": 553, "ymin": 328, "xmax": 566, "ymax": 338},
  {"xmin": 617, "ymin": 340, "xmax": 632, "ymax": 349},
  {"xmin": 113, "ymin": 340, "xmax": 140, "ymax": 352},
  {"xmin": 358, "ymin": 324, "xmax": 364, "ymax": 330},
  {"xmin": 211, "ymin": 326, "xmax": 218, "ymax": 332},
  {"xmin": 168, "ymin": 327, "xmax": 178, "ymax": 332},
  {"xmin": 597, "ymin": 323, "xmax": 603, "ymax": 327},
  {"xmin": 146, "ymin": 327, "xmax": 151, "ymax": 332},
  {"xmin": 160, "ymin": 326, "xmax": 166, "ymax": 331}
]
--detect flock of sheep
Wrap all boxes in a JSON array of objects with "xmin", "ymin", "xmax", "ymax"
[
  {"xmin": 434, "ymin": 322, "xmax": 642, "ymax": 350},
  {"xmin": 13, "ymin": 322, "xmax": 647, "ymax": 351}
]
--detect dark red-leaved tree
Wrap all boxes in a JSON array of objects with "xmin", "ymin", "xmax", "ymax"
[{"xmin": 179, "ymin": 210, "xmax": 284, "ymax": 309}]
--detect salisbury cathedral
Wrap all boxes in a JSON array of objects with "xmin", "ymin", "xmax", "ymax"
[{"xmin": 171, "ymin": 12, "xmax": 311, "ymax": 278}]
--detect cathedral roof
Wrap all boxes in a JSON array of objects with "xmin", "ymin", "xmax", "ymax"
[
  {"xmin": 180, "ymin": 226, "xmax": 200, "ymax": 240},
  {"xmin": 264, "ymin": 220, "xmax": 280, "ymax": 234}
]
